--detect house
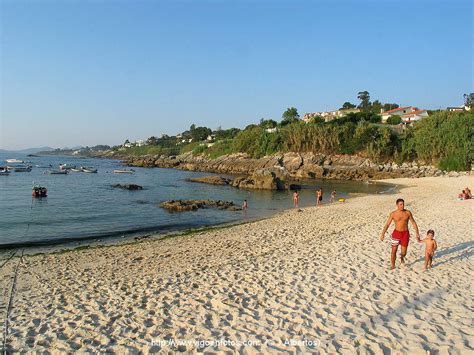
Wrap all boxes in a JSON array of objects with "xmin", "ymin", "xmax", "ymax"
[
  {"xmin": 265, "ymin": 127, "xmax": 277, "ymax": 133},
  {"xmin": 381, "ymin": 106, "xmax": 428, "ymax": 123},
  {"xmin": 447, "ymin": 106, "xmax": 470, "ymax": 112},
  {"xmin": 303, "ymin": 108, "xmax": 360, "ymax": 123},
  {"xmin": 135, "ymin": 139, "xmax": 146, "ymax": 147}
]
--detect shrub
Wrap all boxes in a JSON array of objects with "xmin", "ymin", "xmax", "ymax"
[{"xmin": 387, "ymin": 115, "xmax": 402, "ymax": 125}]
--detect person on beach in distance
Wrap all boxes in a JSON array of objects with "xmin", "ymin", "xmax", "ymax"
[
  {"xmin": 293, "ymin": 191, "xmax": 299, "ymax": 208},
  {"xmin": 330, "ymin": 190, "xmax": 336, "ymax": 203},
  {"xmin": 380, "ymin": 198, "xmax": 421, "ymax": 269},
  {"xmin": 242, "ymin": 199, "xmax": 248, "ymax": 211},
  {"xmin": 419, "ymin": 229, "xmax": 437, "ymax": 270},
  {"xmin": 316, "ymin": 188, "xmax": 323, "ymax": 206}
]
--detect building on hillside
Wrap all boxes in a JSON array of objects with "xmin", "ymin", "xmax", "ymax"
[
  {"xmin": 381, "ymin": 106, "xmax": 429, "ymax": 123},
  {"xmin": 265, "ymin": 127, "xmax": 277, "ymax": 133},
  {"xmin": 135, "ymin": 139, "xmax": 146, "ymax": 147},
  {"xmin": 303, "ymin": 108, "xmax": 360, "ymax": 123}
]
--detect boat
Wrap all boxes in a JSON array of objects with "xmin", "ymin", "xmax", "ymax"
[
  {"xmin": 48, "ymin": 170, "xmax": 68, "ymax": 175},
  {"xmin": 59, "ymin": 163, "xmax": 76, "ymax": 170},
  {"xmin": 32, "ymin": 185, "xmax": 47, "ymax": 198},
  {"xmin": 5, "ymin": 159, "xmax": 24, "ymax": 164},
  {"xmin": 0, "ymin": 168, "xmax": 10, "ymax": 176},
  {"xmin": 70, "ymin": 168, "xmax": 84, "ymax": 172},
  {"xmin": 113, "ymin": 169, "xmax": 135, "ymax": 174},
  {"xmin": 81, "ymin": 167, "xmax": 97, "ymax": 173},
  {"xmin": 13, "ymin": 165, "xmax": 32, "ymax": 172}
]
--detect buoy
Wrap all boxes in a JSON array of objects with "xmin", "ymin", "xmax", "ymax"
[{"xmin": 338, "ymin": 198, "xmax": 346, "ymax": 202}]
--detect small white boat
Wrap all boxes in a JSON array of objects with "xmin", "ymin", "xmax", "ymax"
[
  {"xmin": 59, "ymin": 163, "xmax": 76, "ymax": 170},
  {"xmin": 81, "ymin": 167, "xmax": 98, "ymax": 173},
  {"xmin": 0, "ymin": 169, "xmax": 10, "ymax": 176},
  {"xmin": 70, "ymin": 168, "xmax": 83, "ymax": 172},
  {"xmin": 114, "ymin": 169, "xmax": 135, "ymax": 174},
  {"xmin": 5, "ymin": 159, "xmax": 24, "ymax": 164}
]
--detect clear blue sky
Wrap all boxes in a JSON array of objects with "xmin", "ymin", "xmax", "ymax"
[{"xmin": 1, "ymin": 0, "xmax": 472, "ymax": 150}]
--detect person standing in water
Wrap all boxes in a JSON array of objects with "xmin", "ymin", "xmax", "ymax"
[
  {"xmin": 330, "ymin": 190, "xmax": 336, "ymax": 203},
  {"xmin": 293, "ymin": 191, "xmax": 299, "ymax": 208},
  {"xmin": 316, "ymin": 188, "xmax": 323, "ymax": 206},
  {"xmin": 380, "ymin": 198, "xmax": 421, "ymax": 269},
  {"xmin": 242, "ymin": 199, "xmax": 248, "ymax": 211}
]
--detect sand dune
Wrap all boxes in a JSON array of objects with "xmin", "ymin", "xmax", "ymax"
[{"xmin": 1, "ymin": 176, "xmax": 473, "ymax": 353}]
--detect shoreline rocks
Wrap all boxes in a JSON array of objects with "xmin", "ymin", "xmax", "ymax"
[
  {"xmin": 125, "ymin": 152, "xmax": 467, "ymax": 181},
  {"xmin": 159, "ymin": 199, "xmax": 241, "ymax": 212}
]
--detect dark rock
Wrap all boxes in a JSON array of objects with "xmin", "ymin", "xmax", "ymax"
[
  {"xmin": 187, "ymin": 176, "xmax": 232, "ymax": 185},
  {"xmin": 159, "ymin": 199, "xmax": 241, "ymax": 212},
  {"xmin": 112, "ymin": 184, "xmax": 143, "ymax": 190}
]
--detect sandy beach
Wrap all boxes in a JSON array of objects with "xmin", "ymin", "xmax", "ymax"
[{"xmin": 1, "ymin": 175, "xmax": 473, "ymax": 353}]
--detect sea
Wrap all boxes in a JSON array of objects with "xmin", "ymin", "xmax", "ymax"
[{"xmin": 0, "ymin": 152, "xmax": 396, "ymax": 249}]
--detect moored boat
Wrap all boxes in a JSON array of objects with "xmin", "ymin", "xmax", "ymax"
[
  {"xmin": 0, "ymin": 168, "xmax": 10, "ymax": 176},
  {"xmin": 48, "ymin": 169, "xmax": 68, "ymax": 175},
  {"xmin": 81, "ymin": 167, "xmax": 98, "ymax": 173},
  {"xmin": 13, "ymin": 165, "xmax": 32, "ymax": 172},
  {"xmin": 113, "ymin": 169, "xmax": 135, "ymax": 174},
  {"xmin": 59, "ymin": 163, "xmax": 76, "ymax": 170},
  {"xmin": 5, "ymin": 159, "xmax": 24, "ymax": 164}
]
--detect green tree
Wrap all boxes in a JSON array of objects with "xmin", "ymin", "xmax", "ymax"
[
  {"xmin": 259, "ymin": 119, "xmax": 278, "ymax": 129},
  {"xmin": 357, "ymin": 91, "xmax": 371, "ymax": 111},
  {"xmin": 383, "ymin": 103, "xmax": 400, "ymax": 111},
  {"xmin": 341, "ymin": 102, "xmax": 356, "ymax": 109},
  {"xmin": 371, "ymin": 100, "xmax": 383, "ymax": 114},
  {"xmin": 464, "ymin": 93, "xmax": 474, "ymax": 109},
  {"xmin": 387, "ymin": 115, "xmax": 402, "ymax": 125},
  {"xmin": 281, "ymin": 107, "xmax": 300, "ymax": 126},
  {"xmin": 190, "ymin": 125, "xmax": 212, "ymax": 141},
  {"xmin": 146, "ymin": 136, "xmax": 158, "ymax": 145}
]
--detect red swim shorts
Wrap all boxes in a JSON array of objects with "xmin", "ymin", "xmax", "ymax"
[{"xmin": 391, "ymin": 230, "xmax": 410, "ymax": 247}]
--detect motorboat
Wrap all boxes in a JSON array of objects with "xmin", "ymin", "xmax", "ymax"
[
  {"xmin": 13, "ymin": 165, "xmax": 32, "ymax": 172},
  {"xmin": 59, "ymin": 163, "xmax": 76, "ymax": 170},
  {"xmin": 81, "ymin": 167, "xmax": 98, "ymax": 173},
  {"xmin": 48, "ymin": 169, "xmax": 68, "ymax": 175},
  {"xmin": 0, "ymin": 168, "xmax": 10, "ymax": 176},
  {"xmin": 32, "ymin": 185, "xmax": 47, "ymax": 198},
  {"xmin": 70, "ymin": 168, "xmax": 84, "ymax": 172},
  {"xmin": 113, "ymin": 169, "xmax": 135, "ymax": 174},
  {"xmin": 5, "ymin": 159, "xmax": 24, "ymax": 164}
]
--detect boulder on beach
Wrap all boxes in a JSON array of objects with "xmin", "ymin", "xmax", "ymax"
[
  {"xmin": 159, "ymin": 199, "xmax": 241, "ymax": 212},
  {"xmin": 232, "ymin": 169, "xmax": 285, "ymax": 191},
  {"xmin": 112, "ymin": 184, "xmax": 144, "ymax": 190},
  {"xmin": 187, "ymin": 176, "xmax": 232, "ymax": 185}
]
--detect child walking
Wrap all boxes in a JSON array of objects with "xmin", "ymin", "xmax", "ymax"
[{"xmin": 419, "ymin": 229, "xmax": 438, "ymax": 270}]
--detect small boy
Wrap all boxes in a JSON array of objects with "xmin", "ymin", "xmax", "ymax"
[{"xmin": 419, "ymin": 229, "xmax": 438, "ymax": 270}]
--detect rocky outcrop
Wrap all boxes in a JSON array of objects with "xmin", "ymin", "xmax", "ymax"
[
  {"xmin": 126, "ymin": 152, "xmax": 463, "ymax": 181},
  {"xmin": 112, "ymin": 184, "xmax": 143, "ymax": 190},
  {"xmin": 159, "ymin": 199, "xmax": 241, "ymax": 212},
  {"xmin": 231, "ymin": 169, "xmax": 285, "ymax": 190},
  {"xmin": 187, "ymin": 176, "xmax": 232, "ymax": 185}
]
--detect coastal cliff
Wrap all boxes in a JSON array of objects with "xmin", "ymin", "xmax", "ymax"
[{"xmin": 124, "ymin": 152, "xmax": 464, "ymax": 181}]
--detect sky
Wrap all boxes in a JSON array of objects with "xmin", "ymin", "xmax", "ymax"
[{"xmin": 1, "ymin": 0, "xmax": 472, "ymax": 150}]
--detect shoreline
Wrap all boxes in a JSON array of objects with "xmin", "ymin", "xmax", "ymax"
[{"xmin": 1, "ymin": 175, "xmax": 472, "ymax": 352}]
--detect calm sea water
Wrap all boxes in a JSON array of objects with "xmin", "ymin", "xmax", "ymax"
[{"xmin": 0, "ymin": 153, "xmax": 396, "ymax": 248}]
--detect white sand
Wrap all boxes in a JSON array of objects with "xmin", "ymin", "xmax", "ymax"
[{"xmin": 1, "ymin": 176, "xmax": 473, "ymax": 353}]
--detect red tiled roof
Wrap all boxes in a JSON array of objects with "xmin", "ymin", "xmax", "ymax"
[
  {"xmin": 403, "ymin": 109, "xmax": 427, "ymax": 117},
  {"xmin": 384, "ymin": 106, "xmax": 411, "ymax": 114}
]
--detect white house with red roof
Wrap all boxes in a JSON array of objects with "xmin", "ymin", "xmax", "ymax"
[{"xmin": 381, "ymin": 106, "xmax": 429, "ymax": 123}]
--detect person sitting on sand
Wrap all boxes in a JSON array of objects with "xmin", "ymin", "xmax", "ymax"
[
  {"xmin": 293, "ymin": 191, "xmax": 299, "ymax": 208},
  {"xmin": 380, "ymin": 198, "xmax": 421, "ymax": 269},
  {"xmin": 419, "ymin": 229, "xmax": 437, "ymax": 270},
  {"xmin": 465, "ymin": 187, "xmax": 472, "ymax": 199},
  {"xmin": 458, "ymin": 190, "xmax": 467, "ymax": 200},
  {"xmin": 330, "ymin": 190, "xmax": 336, "ymax": 203},
  {"xmin": 316, "ymin": 188, "xmax": 323, "ymax": 206}
]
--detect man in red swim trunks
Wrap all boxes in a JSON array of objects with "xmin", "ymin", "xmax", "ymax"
[{"xmin": 380, "ymin": 198, "xmax": 420, "ymax": 269}]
